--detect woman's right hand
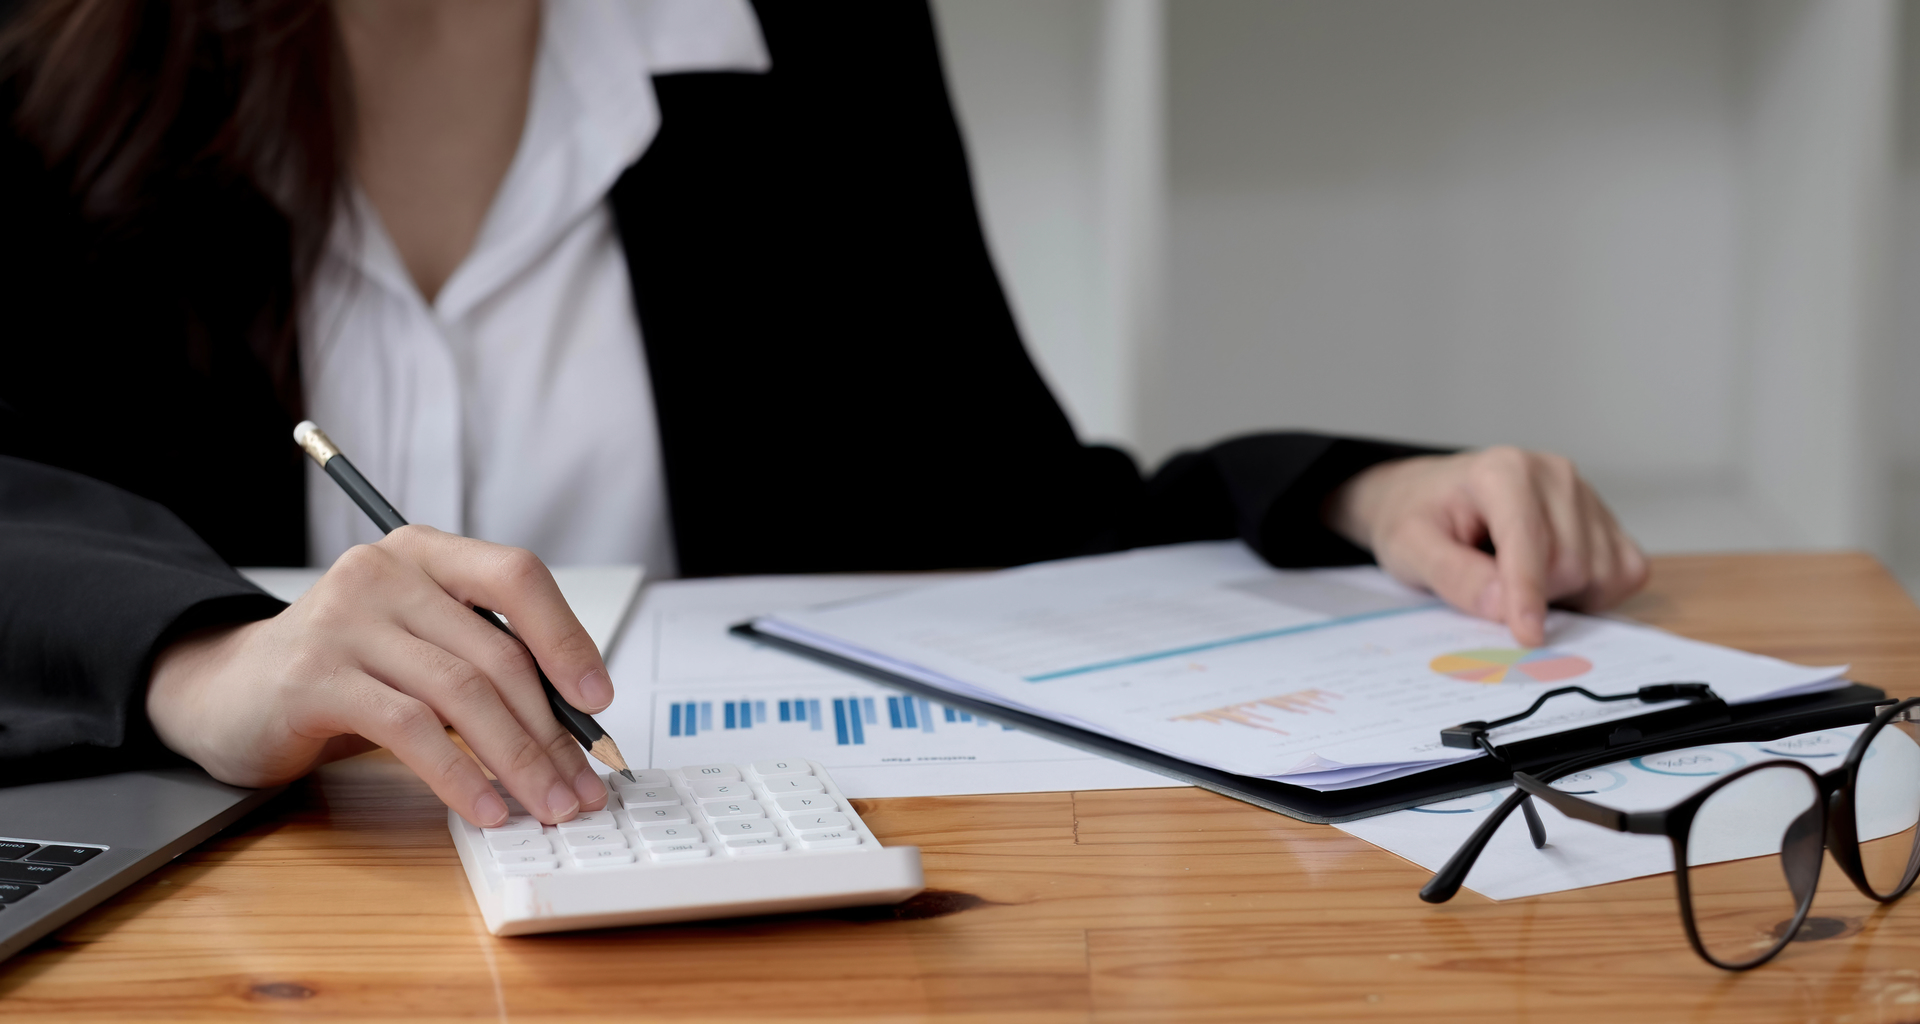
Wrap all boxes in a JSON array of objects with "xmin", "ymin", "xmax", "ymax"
[{"xmin": 146, "ymin": 525, "xmax": 615, "ymax": 827}]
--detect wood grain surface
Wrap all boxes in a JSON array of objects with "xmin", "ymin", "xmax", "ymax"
[{"xmin": 4, "ymin": 553, "xmax": 1919, "ymax": 1023}]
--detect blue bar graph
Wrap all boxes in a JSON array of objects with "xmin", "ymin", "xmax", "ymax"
[{"xmin": 662, "ymin": 691, "xmax": 1004, "ymax": 744}]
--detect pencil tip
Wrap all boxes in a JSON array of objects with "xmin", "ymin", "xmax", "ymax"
[
  {"xmin": 588, "ymin": 734, "xmax": 632, "ymax": 775},
  {"xmin": 620, "ymin": 769, "xmax": 636, "ymax": 782}
]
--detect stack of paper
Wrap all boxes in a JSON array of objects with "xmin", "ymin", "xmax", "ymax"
[{"xmin": 753, "ymin": 542, "xmax": 1847, "ymax": 791}]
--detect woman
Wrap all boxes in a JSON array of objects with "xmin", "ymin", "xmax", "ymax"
[{"xmin": 0, "ymin": 0, "xmax": 1646, "ymax": 828}]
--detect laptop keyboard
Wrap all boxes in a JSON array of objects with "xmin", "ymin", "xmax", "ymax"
[{"xmin": 0, "ymin": 839, "xmax": 107, "ymax": 911}]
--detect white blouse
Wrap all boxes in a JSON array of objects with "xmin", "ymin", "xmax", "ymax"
[{"xmin": 301, "ymin": 0, "xmax": 769, "ymax": 574}]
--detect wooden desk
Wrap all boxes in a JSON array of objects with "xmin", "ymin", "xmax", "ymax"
[{"xmin": 4, "ymin": 553, "xmax": 1919, "ymax": 1022}]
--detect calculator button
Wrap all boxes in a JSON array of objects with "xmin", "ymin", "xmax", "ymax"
[
  {"xmin": 499, "ymin": 859, "xmax": 559, "ymax": 874},
  {"xmin": 611, "ymin": 768, "xmax": 673, "ymax": 789},
  {"xmin": 725, "ymin": 837, "xmax": 787, "ymax": 855},
  {"xmin": 647, "ymin": 842, "xmax": 711, "ymax": 861},
  {"xmin": 575, "ymin": 848, "xmax": 636, "ymax": 866},
  {"xmin": 774, "ymin": 794, "xmax": 837, "ymax": 814},
  {"xmin": 637, "ymin": 825, "xmax": 702, "ymax": 845},
  {"xmin": 564, "ymin": 831, "xmax": 627, "ymax": 849},
  {"xmin": 488, "ymin": 834, "xmax": 553, "ymax": 855},
  {"xmin": 617, "ymin": 788, "xmax": 681, "ymax": 807},
  {"xmin": 796, "ymin": 830, "xmax": 861, "ymax": 849},
  {"xmin": 0, "ymin": 862, "xmax": 68, "ymax": 884},
  {"xmin": 493, "ymin": 852, "xmax": 550, "ymax": 864},
  {"xmin": 554, "ymin": 810, "xmax": 619, "ymax": 832},
  {"xmin": 690, "ymin": 780, "xmax": 753, "ymax": 800},
  {"xmin": 627, "ymin": 805, "xmax": 694, "ymax": 826},
  {"xmin": 25, "ymin": 845, "xmax": 103, "ymax": 866},
  {"xmin": 787, "ymin": 812, "xmax": 849, "ymax": 831},
  {"xmin": 683, "ymin": 764, "xmax": 742, "ymax": 782},
  {"xmin": 0, "ymin": 881, "xmax": 37, "ymax": 903},
  {"xmin": 0, "ymin": 842, "xmax": 40, "ymax": 861},
  {"xmin": 751, "ymin": 759, "xmax": 811, "ymax": 777},
  {"xmin": 482, "ymin": 815, "xmax": 545, "ymax": 835},
  {"xmin": 700, "ymin": 800, "xmax": 765, "ymax": 820},
  {"xmin": 713, "ymin": 820, "xmax": 777, "ymax": 838},
  {"xmin": 765, "ymin": 777, "xmax": 826, "ymax": 794}
]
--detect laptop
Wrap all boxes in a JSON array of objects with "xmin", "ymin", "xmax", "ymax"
[{"xmin": 0, "ymin": 565, "xmax": 642, "ymax": 963}]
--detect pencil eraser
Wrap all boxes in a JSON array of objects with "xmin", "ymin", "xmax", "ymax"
[{"xmin": 292, "ymin": 420, "xmax": 318, "ymax": 445}]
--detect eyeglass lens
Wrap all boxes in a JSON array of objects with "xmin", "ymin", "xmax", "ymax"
[
  {"xmin": 1683, "ymin": 765, "xmax": 1823, "ymax": 968},
  {"xmin": 1854, "ymin": 714, "xmax": 1920, "ymax": 899}
]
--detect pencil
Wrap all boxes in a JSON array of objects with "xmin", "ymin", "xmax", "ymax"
[{"xmin": 291, "ymin": 420, "xmax": 636, "ymax": 782}]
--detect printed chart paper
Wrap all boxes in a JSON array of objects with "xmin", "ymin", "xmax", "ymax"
[{"xmin": 756, "ymin": 542, "xmax": 1848, "ymax": 789}]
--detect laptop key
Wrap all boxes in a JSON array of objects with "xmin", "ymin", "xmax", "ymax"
[
  {"xmin": 0, "ymin": 841, "xmax": 39, "ymax": 861},
  {"xmin": 0, "ymin": 881, "xmax": 37, "ymax": 903},
  {"xmin": 25, "ymin": 845, "xmax": 102, "ymax": 866},
  {"xmin": 0, "ymin": 862, "xmax": 68, "ymax": 884}
]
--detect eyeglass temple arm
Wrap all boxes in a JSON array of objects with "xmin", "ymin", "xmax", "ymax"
[
  {"xmin": 1513, "ymin": 773, "xmax": 1664, "ymax": 834},
  {"xmin": 1419, "ymin": 787, "xmax": 1531, "ymax": 903},
  {"xmin": 1419, "ymin": 776, "xmax": 1664, "ymax": 904}
]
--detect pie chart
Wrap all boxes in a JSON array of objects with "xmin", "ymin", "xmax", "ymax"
[{"xmin": 1429, "ymin": 647, "xmax": 1592, "ymax": 684}]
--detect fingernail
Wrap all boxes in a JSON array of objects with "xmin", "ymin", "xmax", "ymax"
[
  {"xmin": 1476, "ymin": 580, "xmax": 1503, "ymax": 620},
  {"xmin": 547, "ymin": 782, "xmax": 579, "ymax": 822},
  {"xmin": 475, "ymin": 791, "xmax": 509, "ymax": 828},
  {"xmin": 577, "ymin": 669, "xmax": 614, "ymax": 712},
  {"xmin": 575, "ymin": 766, "xmax": 607, "ymax": 805}
]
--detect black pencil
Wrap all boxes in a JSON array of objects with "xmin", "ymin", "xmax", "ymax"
[{"xmin": 292, "ymin": 420, "xmax": 635, "ymax": 782}]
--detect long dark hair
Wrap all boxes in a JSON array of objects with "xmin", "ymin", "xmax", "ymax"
[{"xmin": 0, "ymin": 0, "xmax": 344, "ymax": 409}]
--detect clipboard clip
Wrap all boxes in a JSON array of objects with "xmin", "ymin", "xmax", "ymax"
[{"xmin": 1440, "ymin": 682, "xmax": 1722, "ymax": 752}]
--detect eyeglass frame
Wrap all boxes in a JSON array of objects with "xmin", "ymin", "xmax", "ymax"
[{"xmin": 1418, "ymin": 695, "xmax": 1920, "ymax": 970}]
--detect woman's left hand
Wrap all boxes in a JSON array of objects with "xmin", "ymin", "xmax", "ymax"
[{"xmin": 1325, "ymin": 446, "xmax": 1649, "ymax": 646}]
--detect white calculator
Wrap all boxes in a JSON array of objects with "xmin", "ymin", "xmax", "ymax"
[{"xmin": 449, "ymin": 758, "xmax": 923, "ymax": 936}]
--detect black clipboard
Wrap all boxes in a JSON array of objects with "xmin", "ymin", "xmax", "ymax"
[{"xmin": 730, "ymin": 621, "xmax": 1888, "ymax": 823}]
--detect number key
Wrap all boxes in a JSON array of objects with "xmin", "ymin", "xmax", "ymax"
[{"xmin": 683, "ymin": 764, "xmax": 741, "ymax": 782}]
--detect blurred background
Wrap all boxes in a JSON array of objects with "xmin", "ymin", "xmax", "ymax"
[{"xmin": 928, "ymin": 0, "xmax": 1920, "ymax": 591}]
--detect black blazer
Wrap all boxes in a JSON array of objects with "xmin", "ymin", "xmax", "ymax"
[{"xmin": 0, "ymin": 1, "xmax": 1432, "ymax": 773}]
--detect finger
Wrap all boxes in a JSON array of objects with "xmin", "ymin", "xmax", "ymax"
[
  {"xmin": 383, "ymin": 526, "xmax": 613, "ymax": 713},
  {"xmin": 360, "ymin": 629, "xmax": 584, "ymax": 823},
  {"xmin": 1468, "ymin": 449, "xmax": 1552, "ymax": 646},
  {"xmin": 1377, "ymin": 518, "xmax": 1507, "ymax": 623},
  {"xmin": 303, "ymin": 667, "xmax": 510, "ymax": 828},
  {"xmin": 1574, "ymin": 492, "xmax": 1649, "ymax": 610},
  {"xmin": 1533, "ymin": 460, "xmax": 1591, "ymax": 601},
  {"xmin": 403, "ymin": 591, "xmax": 607, "ymax": 810}
]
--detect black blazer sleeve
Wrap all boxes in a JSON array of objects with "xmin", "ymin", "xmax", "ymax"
[{"xmin": 0, "ymin": 456, "xmax": 283, "ymax": 775}]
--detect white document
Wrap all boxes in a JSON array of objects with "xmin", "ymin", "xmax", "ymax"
[
  {"xmin": 1338, "ymin": 724, "xmax": 1918, "ymax": 900},
  {"xmin": 236, "ymin": 564, "xmax": 645, "ymax": 657},
  {"xmin": 595, "ymin": 574, "xmax": 1179, "ymax": 798},
  {"xmin": 755, "ymin": 542, "xmax": 1848, "ymax": 789}
]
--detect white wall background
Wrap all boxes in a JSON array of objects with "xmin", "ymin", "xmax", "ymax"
[{"xmin": 933, "ymin": 0, "xmax": 1914, "ymax": 575}]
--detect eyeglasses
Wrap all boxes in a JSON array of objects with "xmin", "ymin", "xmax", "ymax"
[{"xmin": 1420, "ymin": 696, "xmax": 1920, "ymax": 970}]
